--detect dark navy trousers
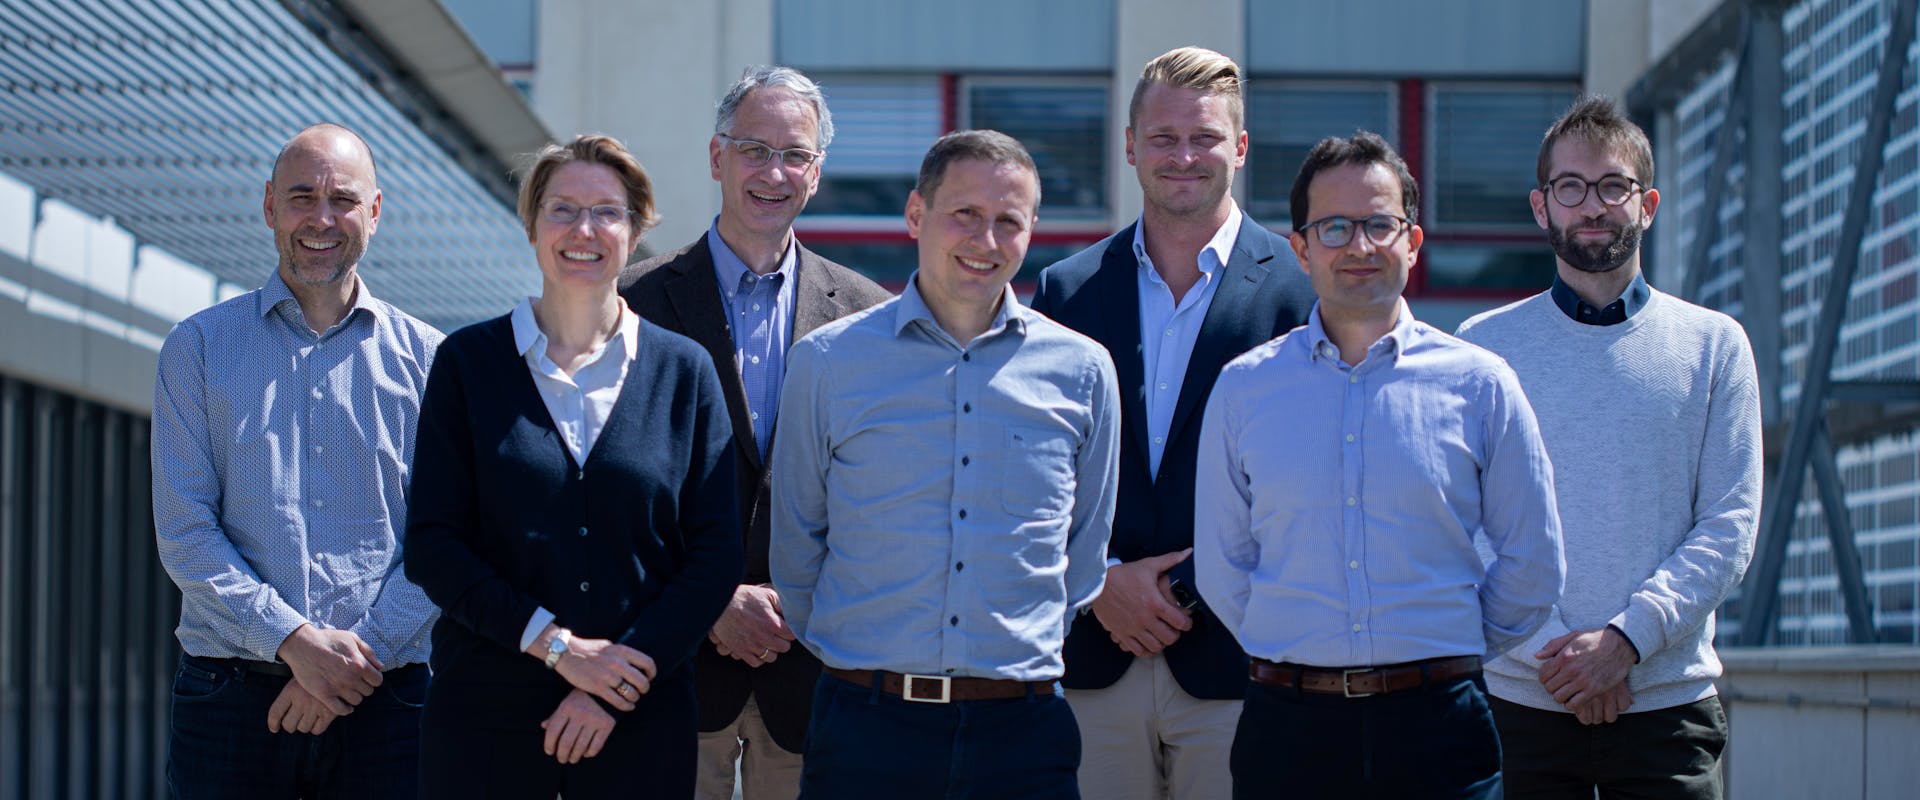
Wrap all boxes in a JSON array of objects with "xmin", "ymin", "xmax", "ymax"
[{"xmin": 798, "ymin": 673, "xmax": 1082, "ymax": 800}]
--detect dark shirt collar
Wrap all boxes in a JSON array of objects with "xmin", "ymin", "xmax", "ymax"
[{"xmin": 1550, "ymin": 271, "xmax": 1649, "ymax": 326}]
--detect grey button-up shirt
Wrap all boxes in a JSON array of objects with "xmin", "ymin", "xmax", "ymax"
[
  {"xmin": 770, "ymin": 277, "xmax": 1120, "ymax": 681},
  {"xmin": 152, "ymin": 273, "xmax": 443, "ymax": 666}
]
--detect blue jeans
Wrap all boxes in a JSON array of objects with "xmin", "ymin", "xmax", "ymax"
[
  {"xmin": 1231, "ymin": 672, "xmax": 1502, "ymax": 800},
  {"xmin": 799, "ymin": 673, "xmax": 1081, "ymax": 800},
  {"xmin": 167, "ymin": 653, "xmax": 427, "ymax": 799}
]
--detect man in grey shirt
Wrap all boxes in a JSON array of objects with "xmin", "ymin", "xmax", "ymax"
[
  {"xmin": 771, "ymin": 130, "xmax": 1119, "ymax": 799},
  {"xmin": 1456, "ymin": 95, "xmax": 1761, "ymax": 800}
]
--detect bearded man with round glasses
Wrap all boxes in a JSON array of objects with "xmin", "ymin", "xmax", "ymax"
[
  {"xmin": 619, "ymin": 65, "xmax": 889, "ymax": 800},
  {"xmin": 1456, "ymin": 95, "xmax": 1761, "ymax": 800}
]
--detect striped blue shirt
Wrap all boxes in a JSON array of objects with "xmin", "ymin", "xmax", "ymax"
[
  {"xmin": 770, "ymin": 278, "xmax": 1120, "ymax": 681},
  {"xmin": 708, "ymin": 223, "xmax": 795, "ymax": 460},
  {"xmin": 152, "ymin": 273, "xmax": 443, "ymax": 667},
  {"xmin": 1194, "ymin": 302, "xmax": 1565, "ymax": 667}
]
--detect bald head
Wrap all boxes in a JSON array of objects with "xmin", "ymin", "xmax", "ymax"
[{"xmin": 272, "ymin": 123, "xmax": 378, "ymax": 187}]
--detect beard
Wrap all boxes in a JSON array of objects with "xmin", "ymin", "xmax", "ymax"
[{"xmin": 1546, "ymin": 215, "xmax": 1643, "ymax": 273}]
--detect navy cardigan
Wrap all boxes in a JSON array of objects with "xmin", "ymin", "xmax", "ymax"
[{"xmin": 406, "ymin": 313, "xmax": 741, "ymax": 726}]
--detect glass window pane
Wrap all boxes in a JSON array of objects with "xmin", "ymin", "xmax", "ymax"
[
  {"xmin": 967, "ymin": 84, "xmax": 1108, "ymax": 218},
  {"xmin": 807, "ymin": 77, "xmax": 944, "ymax": 216},
  {"xmin": 1246, "ymin": 84, "xmax": 1395, "ymax": 227},
  {"xmin": 1421, "ymin": 242, "xmax": 1550, "ymax": 291},
  {"xmin": 1429, "ymin": 85, "xmax": 1577, "ymax": 227}
]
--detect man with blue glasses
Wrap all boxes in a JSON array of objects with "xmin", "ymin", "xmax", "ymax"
[{"xmin": 1194, "ymin": 130, "xmax": 1565, "ymax": 799}]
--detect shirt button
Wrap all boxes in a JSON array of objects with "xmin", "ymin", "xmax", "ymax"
[
  {"xmin": 1349, "ymin": 560, "xmax": 1359, "ymax": 569},
  {"xmin": 1346, "ymin": 497, "xmax": 1357, "ymax": 506},
  {"xmin": 1164, "ymin": 328, "xmax": 1174, "ymax": 337},
  {"xmin": 955, "ymin": 562, "xmax": 965, "ymax": 571},
  {"xmin": 1352, "ymin": 623, "xmax": 1362, "ymax": 632},
  {"xmin": 750, "ymin": 355, "xmax": 761, "ymax": 364},
  {"xmin": 963, "ymin": 403, "xmax": 971, "ymax": 413},
  {"xmin": 950, "ymin": 616, "xmax": 959, "ymax": 626},
  {"xmin": 578, "ymin": 527, "xmax": 589, "ymax": 537},
  {"xmin": 576, "ymin": 470, "xmax": 585, "ymax": 480},
  {"xmin": 1349, "ymin": 375, "xmax": 1359, "ymax": 384},
  {"xmin": 312, "ymin": 445, "xmax": 324, "ymax": 454},
  {"xmin": 1154, "ymin": 436, "xmax": 1165, "ymax": 445},
  {"xmin": 1344, "ymin": 434, "xmax": 1355, "ymax": 443},
  {"xmin": 961, "ymin": 456, "xmax": 970, "ymax": 466},
  {"xmin": 312, "ymin": 499, "xmax": 325, "ymax": 509},
  {"xmin": 580, "ymin": 581, "xmax": 590, "ymax": 592},
  {"xmin": 958, "ymin": 509, "xmax": 968, "ymax": 520},
  {"xmin": 750, "ymin": 411, "xmax": 760, "ymax": 421},
  {"xmin": 310, "ymin": 387, "xmax": 323, "ymax": 399},
  {"xmin": 752, "ymin": 304, "xmax": 762, "ymax": 311},
  {"xmin": 963, "ymin": 352, "xmax": 971, "ymax": 362},
  {"xmin": 1157, "ymin": 382, "xmax": 1168, "ymax": 391}
]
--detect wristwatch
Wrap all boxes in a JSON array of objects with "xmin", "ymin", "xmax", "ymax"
[{"xmin": 544, "ymin": 628, "xmax": 572, "ymax": 670}]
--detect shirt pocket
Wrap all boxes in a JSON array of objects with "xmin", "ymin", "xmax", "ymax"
[{"xmin": 999, "ymin": 425, "xmax": 1076, "ymax": 519}]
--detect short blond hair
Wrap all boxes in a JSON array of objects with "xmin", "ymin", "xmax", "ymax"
[{"xmin": 1129, "ymin": 46, "xmax": 1245, "ymax": 131}]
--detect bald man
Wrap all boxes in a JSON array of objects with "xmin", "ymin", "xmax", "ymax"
[{"xmin": 154, "ymin": 123, "xmax": 444, "ymax": 798}]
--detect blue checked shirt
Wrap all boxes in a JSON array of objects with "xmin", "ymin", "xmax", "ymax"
[
  {"xmin": 1194, "ymin": 301, "xmax": 1565, "ymax": 667},
  {"xmin": 708, "ymin": 223, "xmax": 795, "ymax": 460},
  {"xmin": 770, "ymin": 278, "xmax": 1120, "ymax": 681},
  {"xmin": 152, "ymin": 274, "xmax": 443, "ymax": 667}
]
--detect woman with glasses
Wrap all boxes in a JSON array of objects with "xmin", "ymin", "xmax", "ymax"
[{"xmin": 407, "ymin": 134, "xmax": 741, "ymax": 798}]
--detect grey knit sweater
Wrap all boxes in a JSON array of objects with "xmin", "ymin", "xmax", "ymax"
[{"xmin": 1456, "ymin": 288, "xmax": 1762, "ymax": 713}]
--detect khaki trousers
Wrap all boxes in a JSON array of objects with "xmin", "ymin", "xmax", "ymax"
[
  {"xmin": 693, "ymin": 695, "xmax": 802, "ymax": 800},
  {"xmin": 1064, "ymin": 653, "xmax": 1242, "ymax": 800}
]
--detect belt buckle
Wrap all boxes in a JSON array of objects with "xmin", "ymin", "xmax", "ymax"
[
  {"xmin": 1342, "ymin": 668, "xmax": 1376, "ymax": 698},
  {"xmin": 901, "ymin": 674, "xmax": 951, "ymax": 703}
]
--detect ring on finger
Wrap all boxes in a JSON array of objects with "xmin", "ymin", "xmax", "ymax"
[
  {"xmin": 616, "ymin": 681, "xmax": 634, "ymax": 697},
  {"xmin": 758, "ymin": 647, "xmax": 772, "ymax": 660}
]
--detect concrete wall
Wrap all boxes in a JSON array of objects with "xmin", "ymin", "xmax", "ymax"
[
  {"xmin": 533, "ymin": 0, "xmax": 776, "ymax": 255},
  {"xmin": 1717, "ymin": 646, "xmax": 1920, "ymax": 799}
]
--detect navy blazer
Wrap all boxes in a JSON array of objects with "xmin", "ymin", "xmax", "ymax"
[
  {"xmin": 406, "ymin": 313, "xmax": 742, "ymax": 727},
  {"xmin": 1031, "ymin": 215, "xmax": 1314, "ymax": 699},
  {"xmin": 618, "ymin": 237, "xmax": 890, "ymax": 751}
]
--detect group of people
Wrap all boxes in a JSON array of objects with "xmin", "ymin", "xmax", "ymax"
[{"xmin": 153, "ymin": 44, "xmax": 1761, "ymax": 800}]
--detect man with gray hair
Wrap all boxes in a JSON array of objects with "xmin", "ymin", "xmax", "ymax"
[{"xmin": 619, "ymin": 65, "xmax": 889, "ymax": 800}]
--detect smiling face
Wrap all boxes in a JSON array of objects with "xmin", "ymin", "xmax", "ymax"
[
  {"xmin": 1533, "ymin": 136, "xmax": 1660, "ymax": 275},
  {"xmin": 1126, "ymin": 82, "xmax": 1246, "ymax": 220},
  {"xmin": 530, "ymin": 161, "xmax": 639, "ymax": 292},
  {"xmin": 264, "ymin": 130, "xmax": 380, "ymax": 290},
  {"xmin": 1291, "ymin": 161, "xmax": 1422, "ymax": 322},
  {"xmin": 905, "ymin": 158, "xmax": 1040, "ymax": 327},
  {"xmin": 711, "ymin": 86, "xmax": 823, "ymax": 248}
]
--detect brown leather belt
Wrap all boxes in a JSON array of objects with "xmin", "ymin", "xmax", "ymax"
[
  {"xmin": 823, "ymin": 666, "xmax": 1056, "ymax": 704},
  {"xmin": 1248, "ymin": 655, "xmax": 1481, "ymax": 698}
]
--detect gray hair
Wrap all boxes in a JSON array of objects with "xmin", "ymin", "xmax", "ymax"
[{"xmin": 714, "ymin": 65, "xmax": 835, "ymax": 150}]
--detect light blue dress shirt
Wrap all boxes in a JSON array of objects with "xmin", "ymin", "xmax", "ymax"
[
  {"xmin": 770, "ymin": 277, "xmax": 1120, "ymax": 681},
  {"xmin": 1133, "ymin": 203, "xmax": 1239, "ymax": 476},
  {"xmin": 152, "ymin": 274, "xmax": 443, "ymax": 666},
  {"xmin": 1193, "ymin": 301, "xmax": 1565, "ymax": 667},
  {"xmin": 708, "ymin": 223, "xmax": 796, "ymax": 460}
]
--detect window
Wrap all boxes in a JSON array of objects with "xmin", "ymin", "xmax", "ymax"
[
  {"xmin": 1428, "ymin": 84, "xmax": 1577, "ymax": 228},
  {"xmin": 1246, "ymin": 83, "xmax": 1396, "ymax": 227},
  {"xmin": 807, "ymin": 76, "xmax": 944, "ymax": 217},
  {"xmin": 965, "ymin": 79, "xmax": 1109, "ymax": 219}
]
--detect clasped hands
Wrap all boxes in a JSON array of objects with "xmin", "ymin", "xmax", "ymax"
[
  {"xmin": 709, "ymin": 583, "xmax": 795, "ymax": 667},
  {"xmin": 1090, "ymin": 549, "xmax": 1195, "ymax": 657},
  {"xmin": 1535, "ymin": 627, "xmax": 1638, "ymax": 725},
  {"xmin": 526, "ymin": 625, "xmax": 659, "ymax": 765}
]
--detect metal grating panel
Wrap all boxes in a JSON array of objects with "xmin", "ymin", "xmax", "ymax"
[{"xmin": 0, "ymin": 0, "xmax": 538, "ymax": 332}]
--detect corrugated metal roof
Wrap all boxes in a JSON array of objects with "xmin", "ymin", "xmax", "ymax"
[{"xmin": 0, "ymin": 0, "xmax": 538, "ymax": 332}]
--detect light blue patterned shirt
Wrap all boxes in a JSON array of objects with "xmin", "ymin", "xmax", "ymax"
[
  {"xmin": 1194, "ymin": 301, "xmax": 1564, "ymax": 667},
  {"xmin": 152, "ymin": 273, "xmax": 443, "ymax": 667},
  {"xmin": 708, "ymin": 223, "xmax": 795, "ymax": 460},
  {"xmin": 1132, "ymin": 203, "xmax": 1238, "ymax": 475},
  {"xmin": 770, "ymin": 277, "xmax": 1120, "ymax": 681}
]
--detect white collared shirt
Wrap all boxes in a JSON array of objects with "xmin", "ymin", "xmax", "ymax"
[{"xmin": 1132, "ymin": 203, "xmax": 1243, "ymax": 476}]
